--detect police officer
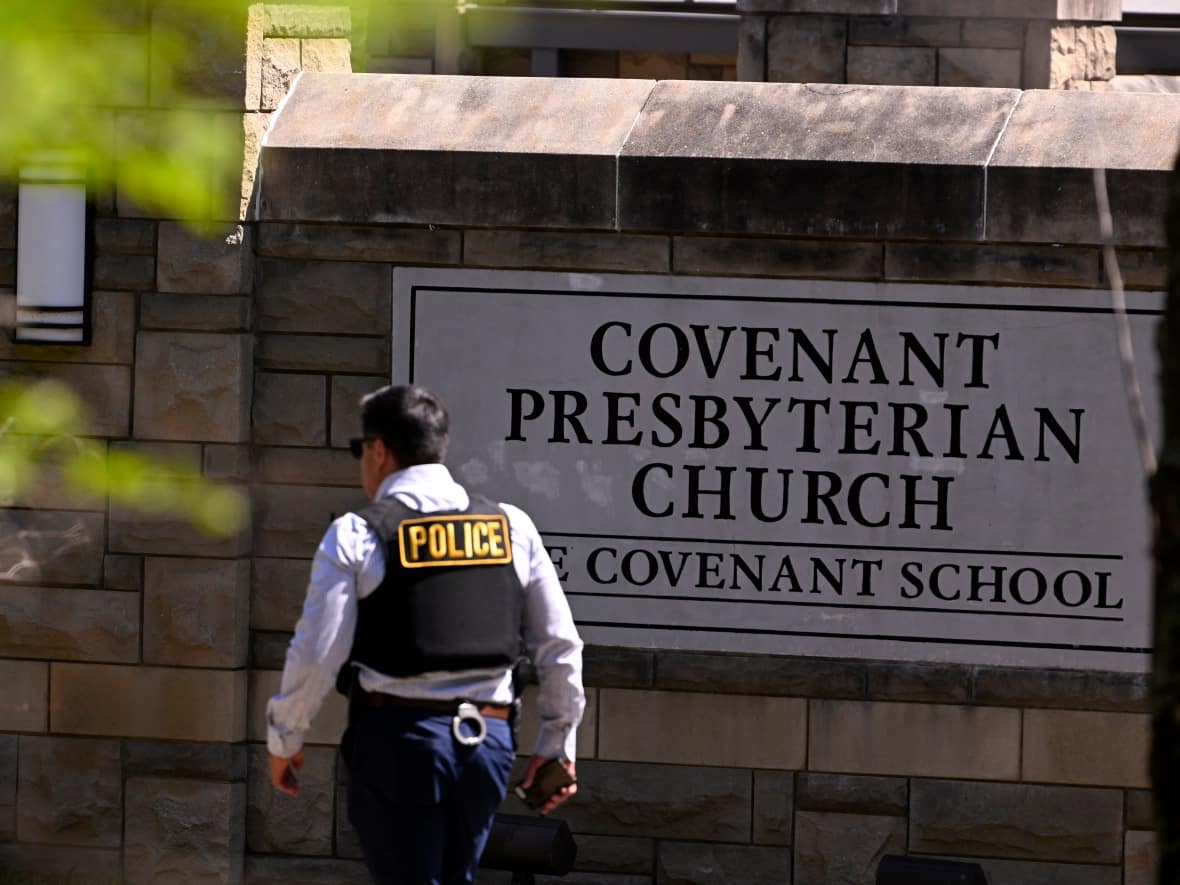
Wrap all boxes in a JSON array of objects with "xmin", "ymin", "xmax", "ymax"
[{"xmin": 267, "ymin": 384, "xmax": 585, "ymax": 884}]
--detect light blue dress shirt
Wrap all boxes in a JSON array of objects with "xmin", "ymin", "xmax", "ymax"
[{"xmin": 266, "ymin": 463, "xmax": 585, "ymax": 761}]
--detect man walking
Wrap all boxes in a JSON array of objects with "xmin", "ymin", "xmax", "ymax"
[{"xmin": 267, "ymin": 384, "xmax": 585, "ymax": 884}]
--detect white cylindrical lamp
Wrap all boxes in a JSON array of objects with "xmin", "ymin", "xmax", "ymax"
[{"xmin": 15, "ymin": 154, "xmax": 89, "ymax": 344}]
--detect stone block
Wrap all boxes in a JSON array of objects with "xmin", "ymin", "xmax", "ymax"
[
  {"xmin": 516, "ymin": 685, "xmax": 597, "ymax": 759},
  {"xmin": 939, "ymin": 47, "xmax": 1022, "ymax": 87},
  {"xmin": 247, "ymin": 745, "xmax": 335, "ymax": 854},
  {"xmin": 157, "ymin": 222, "xmax": 251, "ymax": 294},
  {"xmin": 258, "ymin": 448, "xmax": 357, "ymax": 487},
  {"xmin": 103, "ymin": 553, "xmax": 142, "ymax": 590},
  {"xmin": 94, "ymin": 218, "xmax": 156, "ymax": 255},
  {"xmin": 741, "ymin": 0, "xmax": 896, "ymax": 11},
  {"xmin": 133, "ymin": 331, "xmax": 252, "ymax": 443},
  {"xmin": 809, "ymin": 700, "xmax": 1020, "ymax": 779},
  {"xmin": 598, "ymin": 689, "xmax": 805, "ymax": 770},
  {"xmin": 0, "ymin": 363, "xmax": 131, "ymax": 437},
  {"xmin": 124, "ymin": 778, "xmax": 245, "ymax": 885},
  {"xmin": 618, "ymin": 52, "xmax": 688, "ymax": 80},
  {"xmin": 0, "ymin": 660, "xmax": 48, "ymax": 732},
  {"xmin": 794, "ymin": 811, "xmax": 905, "ymax": 885},
  {"xmin": 141, "ymin": 293, "xmax": 254, "ymax": 332},
  {"xmin": 753, "ymin": 769, "xmax": 793, "ymax": 845},
  {"xmin": 864, "ymin": 661, "xmax": 971, "ymax": 703},
  {"xmin": 848, "ymin": 15, "xmax": 960, "ymax": 46},
  {"xmin": 847, "ymin": 45, "xmax": 936, "ymax": 84},
  {"xmin": 584, "ymin": 646, "xmax": 655, "ymax": 688},
  {"xmin": 767, "ymin": 15, "xmax": 847, "ymax": 83},
  {"xmin": 1022, "ymin": 709, "xmax": 1150, "ymax": 787},
  {"xmin": 620, "ymin": 81, "xmax": 1018, "ymax": 240},
  {"xmin": 264, "ymin": 5, "xmax": 352, "ymax": 38},
  {"xmin": 330, "ymin": 375, "xmax": 383, "ymax": 448},
  {"xmin": 205, "ymin": 444, "xmax": 253, "ymax": 481},
  {"xmin": 1127, "ymin": 789, "xmax": 1154, "ymax": 828},
  {"xmin": 527, "ymin": 760, "xmax": 752, "ymax": 842},
  {"xmin": 572, "ymin": 834, "xmax": 654, "ymax": 874},
  {"xmin": 256, "ymin": 223, "xmax": 460, "ymax": 263},
  {"xmin": 93, "ymin": 254, "xmax": 155, "ymax": 290},
  {"xmin": 253, "ymin": 372, "xmax": 327, "ymax": 447},
  {"xmin": 254, "ymin": 484, "xmax": 367, "ymax": 557},
  {"xmin": 885, "ymin": 242, "xmax": 1101, "ymax": 287},
  {"xmin": 18, "ymin": 736, "xmax": 122, "ymax": 847},
  {"xmin": 972, "ymin": 665, "xmax": 1148, "ymax": 711},
  {"xmin": 655, "ymin": 651, "xmax": 864, "ymax": 698},
  {"xmin": 51, "ymin": 663, "xmax": 247, "ymax": 742},
  {"xmin": 0, "ymin": 845, "xmax": 121, "ymax": 880},
  {"xmin": 795, "ymin": 772, "xmax": 908, "ymax": 816},
  {"xmin": 302, "ymin": 38, "xmax": 353, "ymax": 72},
  {"xmin": 143, "ymin": 556, "xmax": 250, "ymax": 667},
  {"xmin": 150, "ymin": 3, "xmax": 252, "ymax": 109},
  {"xmin": 247, "ymin": 669, "xmax": 348, "ymax": 746},
  {"xmin": 261, "ymin": 75, "xmax": 655, "ymax": 229},
  {"xmin": 251, "ymin": 631, "xmax": 292, "ymax": 669},
  {"xmin": 738, "ymin": 16, "xmax": 768, "ymax": 81},
  {"xmin": 109, "ymin": 508, "xmax": 251, "ymax": 558},
  {"xmin": 0, "ymin": 734, "xmax": 13, "ymax": 837},
  {"xmin": 962, "ymin": 18, "xmax": 1028, "ymax": 49},
  {"xmin": 909, "ymin": 779, "xmax": 1123, "ymax": 863},
  {"xmin": 0, "ymin": 509, "xmax": 105, "ymax": 586},
  {"xmin": 1114, "ymin": 249, "xmax": 1168, "ymax": 290},
  {"xmin": 897, "ymin": 0, "xmax": 1119, "ymax": 17},
  {"xmin": 1075, "ymin": 24, "xmax": 1116, "ymax": 81},
  {"xmin": 464, "ymin": 231, "xmax": 670, "ymax": 274},
  {"xmin": 256, "ymin": 258, "xmax": 390, "ymax": 335},
  {"xmin": 252, "ymin": 556, "xmax": 311, "ymax": 631},
  {"xmin": 986, "ymin": 91, "xmax": 1180, "ymax": 248},
  {"xmin": 682, "ymin": 236, "xmax": 869, "ymax": 280},
  {"xmin": 245, "ymin": 856, "xmax": 370, "ymax": 884},
  {"xmin": 262, "ymin": 38, "xmax": 301, "ymax": 110},
  {"xmin": 257, "ymin": 334, "xmax": 389, "ymax": 373},
  {"xmin": 123, "ymin": 740, "xmax": 247, "ymax": 781},
  {"xmin": 0, "ymin": 586, "xmax": 138, "ymax": 663},
  {"xmin": 1126, "ymin": 830, "xmax": 1158, "ymax": 885},
  {"xmin": 657, "ymin": 842, "xmax": 791, "ymax": 883}
]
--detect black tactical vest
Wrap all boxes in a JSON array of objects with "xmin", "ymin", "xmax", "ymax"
[{"xmin": 343, "ymin": 495, "xmax": 523, "ymax": 681}]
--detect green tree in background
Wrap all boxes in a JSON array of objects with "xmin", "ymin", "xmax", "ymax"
[{"xmin": 0, "ymin": 0, "xmax": 282, "ymax": 535}]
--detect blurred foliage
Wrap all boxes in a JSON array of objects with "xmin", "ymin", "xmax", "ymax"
[{"xmin": 0, "ymin": 380, "xmax": 248, "ymax": 536}]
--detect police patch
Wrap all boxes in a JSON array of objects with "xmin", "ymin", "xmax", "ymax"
[{"xmin": 397, "ymin": 514, "xmax": 513, "ymax": 568}]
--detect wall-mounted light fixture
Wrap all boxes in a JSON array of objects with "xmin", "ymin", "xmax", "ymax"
[{"xmin": 15, "ymin": 153, "xmax": 90, "ymax": 344}]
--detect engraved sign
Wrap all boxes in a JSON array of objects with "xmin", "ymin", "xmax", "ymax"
[{"xmin": 393, "ymin": 268, "xmax": 1161, "ymax": 671}]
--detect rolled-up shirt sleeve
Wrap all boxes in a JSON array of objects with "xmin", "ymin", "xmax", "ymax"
[
  {"xmin": 505, "ymin": 505, "xmax": 586, "ymax": 762},
  {"xmin": 266, "ymin": 514, "xmax": 377, "ymax": 758}
]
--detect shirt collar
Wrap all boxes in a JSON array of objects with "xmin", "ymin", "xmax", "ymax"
[{"xmin": 375, "ymin": 463, "xmax": 469, "ymax": 511}]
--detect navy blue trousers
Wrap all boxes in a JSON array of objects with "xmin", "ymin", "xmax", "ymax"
[{"xmin": 346, "ymin": 705, "xmax": 515, "ymax": 885}]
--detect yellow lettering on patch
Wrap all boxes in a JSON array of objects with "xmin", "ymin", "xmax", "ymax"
[{"xmin": 398, "ymin": 514, "xmax": 513, "ymax": 568}]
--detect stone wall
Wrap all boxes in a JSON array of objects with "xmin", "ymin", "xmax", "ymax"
[
  {"xmin": 2, "ymin": 30, "xmax": 1179, "ymax": 885},
  {"xmin": 739, "ymin": 0, "xmax": 1120, "ymax": 89}
]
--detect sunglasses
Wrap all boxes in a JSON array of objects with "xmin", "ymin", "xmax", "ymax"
[{"xmin": 348, "ymin": 435, "xmax": 380, "ymax": 459}]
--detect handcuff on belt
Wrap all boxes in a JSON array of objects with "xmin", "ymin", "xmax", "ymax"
[{"xmin": 452, "ymin": 701, "xmax": 487, "ymax": 747}]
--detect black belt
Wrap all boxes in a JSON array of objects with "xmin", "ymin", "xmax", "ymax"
[{"xmin": 360, "ymin": 691, "xmax": 511, "ymax": 721}]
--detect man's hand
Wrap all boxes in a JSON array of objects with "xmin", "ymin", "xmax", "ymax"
[
  {"xmin": 269, "ymin": 750, "xmax": 304, "ymax": 797},
  {"xmin": 519, "ymin": 755, "xmax": 577, "ymax": 815}
]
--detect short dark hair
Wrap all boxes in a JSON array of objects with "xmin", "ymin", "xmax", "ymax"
[{"xmin": 360, "ymin": 385, "xmax": 449, "ymax": 466}]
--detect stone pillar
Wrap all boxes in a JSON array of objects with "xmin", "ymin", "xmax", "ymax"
[{"xmin": 738, "ymin": 0, "xmax": 1121, "ymax": 89}]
